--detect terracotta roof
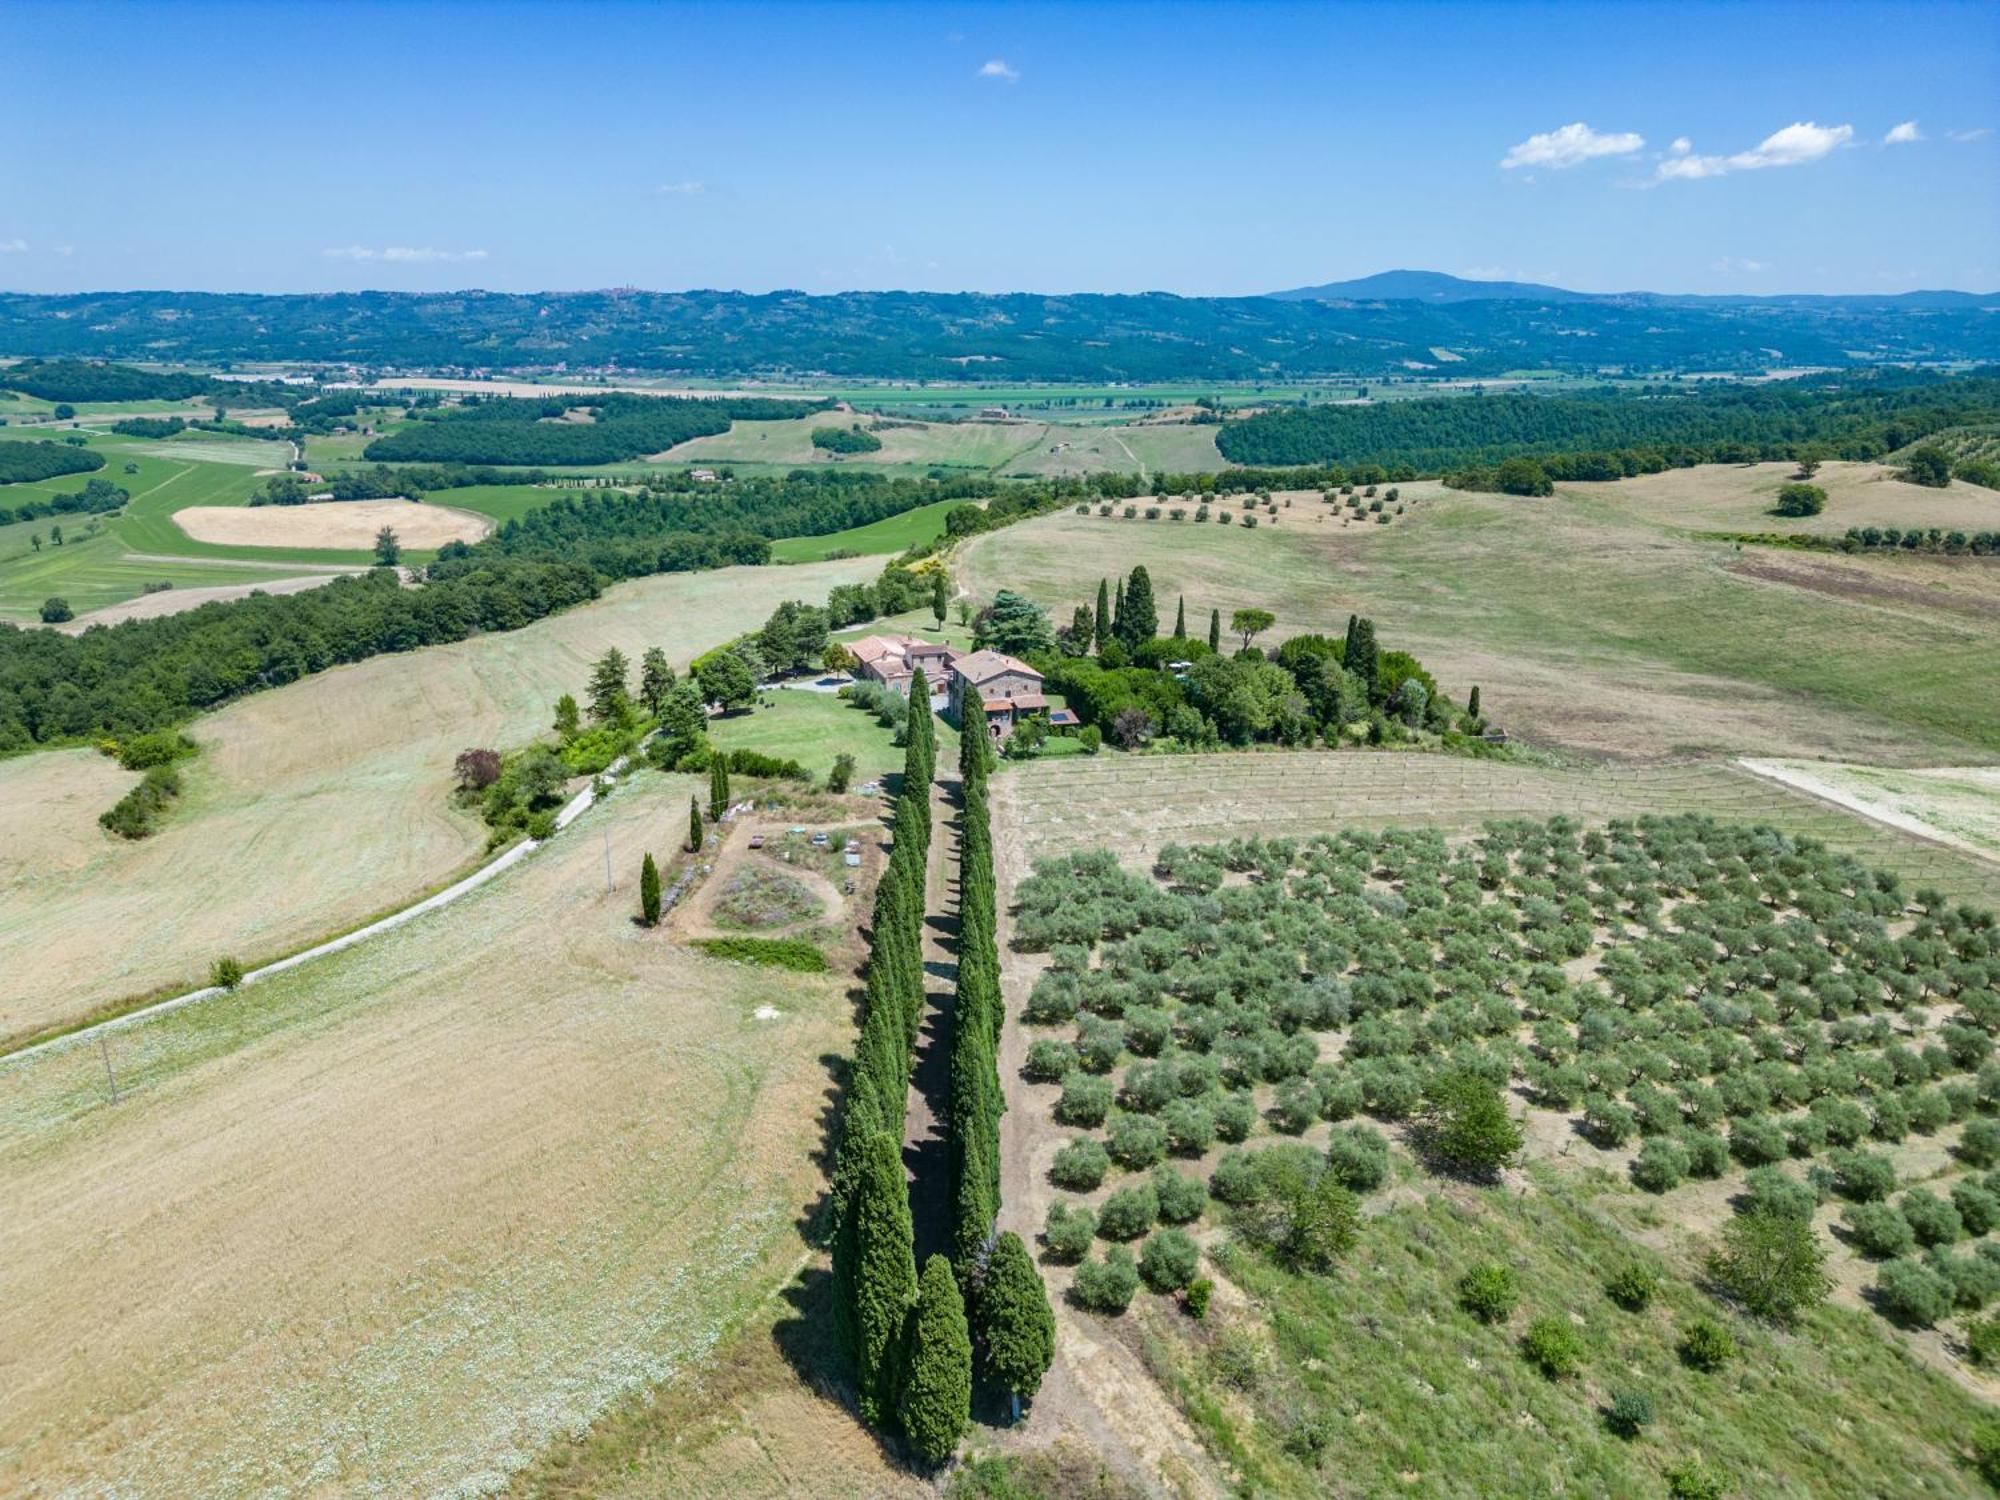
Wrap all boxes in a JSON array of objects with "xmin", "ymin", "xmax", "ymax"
[
  {"xmin": 983, "ymin": 693, "xmax": 1048, "ymax": 713},
  {"xmin": 951, "ymin": 649, "xmax": 1042, "ymax": 686}
]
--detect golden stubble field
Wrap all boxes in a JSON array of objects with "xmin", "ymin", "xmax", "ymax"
[
  {"xmin": 0, "ymin": 775, "xmax": 854, "ymax": 1498},
  {"xmin": 0, "ymin": 555, "xmax": 874, "ymax": 1045},
  {"xmin": 171, "ymin": 498, "xmax": 493, "ymax": 549}
]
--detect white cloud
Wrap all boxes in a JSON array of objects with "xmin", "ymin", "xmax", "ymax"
[
  {"xmin": 323, "ymin": 245, "xmax": 488, "ymax": 263},
  {"xmin": 0, "ymin": 238, "xmax": 26, "ymax": 254},
  {"xmin": 1668, "ymin": 137, "xmax": 1692, "ymax": 155},
  {"xmin": 655, "ymin": 180, "xmax": 706, "ymax": 196},
  {"xmin": 1884, "ymin": 120, "xmax": 1922, "ymax": 145},
  {"xmin": 977, "ymin": 59, "xmax": 1019, "ymax": 82},
  {"xmin": 1656, "ymin": 121, "xmax": 1852, "ymax": 180},
  {"xmin": 1949, "ymin": 127, "xmax": 1993, "ymax": 143},
  {"xmin": 1500, "ymin": 121, "xmax": 1644, "ymax": 169},
  {"xmin": 1712, "ymin": 256, "xmax": 1768, "ymax": 274}
]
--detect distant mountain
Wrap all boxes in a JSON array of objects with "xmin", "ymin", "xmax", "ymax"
[
  {"xmin": 1269, "ymin": 270, "xmax": 1596, "ymax": 304},
  {"xmin": 1271, "ymin": 268, "xmax": 1995, "ymax": 311}
]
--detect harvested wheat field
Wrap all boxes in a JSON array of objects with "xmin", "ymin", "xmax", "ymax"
[
  {"xmin": 0, "ymin": 555, "xmax": 875, "ymax": 1046},
  {"xmin": 962, "ymin": 473, "xmax": 2000, "ymax": 763},
  {"xmin": 1741, "ymin": 758, "xmax": 2000, "ymax": 864},
  {"xmin": 0, "ymin": 774, "xmax": 851, "ymax": 1498},
  {"xmin": 56, "ymin": 573, "xmax": 347, "ymax": 630},
  {"xmin": 172, "ymin": 498, "xmax": 492, "ymax": 549}
]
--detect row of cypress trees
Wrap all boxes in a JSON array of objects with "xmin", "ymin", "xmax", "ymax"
[
  {"xmin": 949, "ymin": 717, "xmax": 1058, "ymax": 1421},
  {"xmin": 827, "ymin": 669, "xmax": 969, "ymax": 1456}
]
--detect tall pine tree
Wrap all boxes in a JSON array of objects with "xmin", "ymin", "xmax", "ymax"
[
  {"xmin": 1093, "ymin": 579, "xmax": 1110, "ymax": 653},
  {"xmin": 687, "ymin": 795, "xmax": 704, "ymax": 852},
  {"xmin": 1173, "ymin": 595, "xmax": 1186, "ymax": 639},
  {"xmin": 708, "ymin": 755, "xmax": 730, "ymax": 820},
  {"xmin": 1208, "ymin": 608, "xmax": 1221, "ymax": 652},
  {"xmin": 639, "ymin": 852, "xmax": 661, "ymax": 926},
  {"xmin": 1344, "ymin": 616, "xmax": 1379, "ymax": 699}
]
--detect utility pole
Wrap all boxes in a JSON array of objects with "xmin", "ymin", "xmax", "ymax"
[{"xmin": 98, "ymin": 1035, "xmax": 120, "ymax": 1105}]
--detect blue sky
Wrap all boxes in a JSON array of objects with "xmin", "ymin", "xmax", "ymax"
[{"xmin": 1, "ymin": 0, "xmax": 1994, "ymax": 296}]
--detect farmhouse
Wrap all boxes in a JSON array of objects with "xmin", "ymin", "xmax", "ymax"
[
  {"xmin": 849, "ymin": 633, "xmax": 959, "ymax": 707},
  {"xmin": 948, "ymin": 649, "xmax": 1047, "ymax": 741}
]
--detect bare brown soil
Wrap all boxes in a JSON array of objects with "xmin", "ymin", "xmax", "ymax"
[{"xmin": 172, "ymin": 498, "xmax": 491, "ymax": 549}]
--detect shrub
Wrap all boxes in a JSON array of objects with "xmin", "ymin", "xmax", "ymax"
[
  {"xmin": 1070, "ymin": 1247, "xmax": 1139, "ymax": 1314},
  {"xmin": 210, "ymin": 955, "xmax": 245, "ymax": 990},
  {"xmin": 1606, "ymin": 1264, "xmax": 1658, "ymax": 1312},
  {"xmin": 1960, "ymin": 1118, "xmax": 2000, "ymax": 1168},
  {"xmin": 1677, "ymin": 1317, "xmax": 1736, "ymax": 1372},
  {"xmin": 1139, "ymin": 1228, "xmax": 1201, "ymax": 1292},
  {"xmin": 1418, "ymin": 1069, "xmax": 1523, "ymax": 1177},
  {"xmin": 1738, "ymin": 1166, "xmax": 1817, "ymax": 1222},
  {"xmin": 1056, "ymin": 1072, "xmax": 1114, "ymax": 1128},
  {"xmin": 1773, "ymin": 482, "xmax": 1826, "ymax": 517},
  {"xmin": 1271, "ymin": 1078, "xmax": 1318, "ymax": 1134},
  {"xmin": 1184, "ymin": 1277, "xmax": 1213, "ymax": 1319},
  {"xmin": 1708, "ymin": 1209, "xmax": 1830, "ymax": 1324},
  {"xmin": 1965, "ymin": 1313, "xmax": 2000, "ymax": 1367},
  {"xmin": 1843, "ymin": 1202, "xmax": 1916, "ymax": 1259},
  {"xmin": 689, "ymin": 936, "xmax": 825, "ymax": 971},
  {"xmin": 1324, "ymin": 1124, "xmax": 1390, "ymax": 1192},
  {"xmin": 1521, "ymin": 1315, "xmax": 1585, "ymax": 1378},
  {"xmin": 1900, "ymin": 1189, "xmax": 1965, "ymax": 1248},
  {"xmin": 1829, "ymin": 1148, "xmax": 1897, "ymax": 1202},
  {"xmin": 1605, "ymin": 1389, "xmax": 1654, "ymax": 1439},
  {"xmin": 1107, "ymin": 1113, "xmax": 1170, "ymax": 1170},
  {"xmin": 39, "ymin": 596, "xmax": 73, "ymax": 624},
  {"xmin": 1874, "ymin": 1257, "xmax": 1954, "ymax": 1327},
  {"xmin": 1631, "ymin": 1137, "xmax": 1690, "ymax": 1193},
  {"xmin": 1161, "ymin": 1097, "xmax": 1218, "ymax": 1155},
  {"xmin": 1097, "ymin": 1183, "xmax": 1160, "ymax": 1241},
  {"xmin": 1214, "ymin": 1092, "xmax": 1259, "ymax": 1143},
  {"xmin": 1664, "ymin": 1460, "xmax": 1728, "ymax": 1500},
  {"xmin": 1153, "ymin": 1167, "xmax": 1209, "ymax": 1224},
  {"xmin": 1681, "ymin": 1130, "xmax": 1729, "ymax": 1179},
  {"xmin": 1050, "ymin": 1137, "xmax": 1111, "ymax": 1191},
  {"xmin": 1955, "ymin": 1181, "xmax": 2000, "ymax": 1236},
  {"xmin": 1457, "ymin": 1263, "xmax": 1520, "ymax": 1324},
  {"xmin": 1023, "ymin": 1038, "xmax": 1078, "ymax": 1083},
  {"xmin": 1730, "ymin": 1116, "xmax": 1788, "ymax": 1166},
  {"xmin": 1583, "ymin": 1096, "xmax": 1639, "ymax": 1147},
  {"xmin": 1043, "ymin": 1201, "xmax": 1096, "ymax": 1262}
]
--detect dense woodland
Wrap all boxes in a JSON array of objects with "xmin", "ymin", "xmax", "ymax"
[
  {"xmin": 1215, "ymin": 371, "xmax": 2000, "ymax": 471},
  {"xmin": 361, "ymin": 393, "xmax": 830, "ymax": 465},
  {"xmin": 0, "ymin": 358, "xmax": 301, "ymax": 409},
  {"xmin": 2, "ymin": 289, "xmax": 1993, "ymax": 380},
  {"xmin": 0, "ymin": 439, "xmax": 105, "ymax": 484}
]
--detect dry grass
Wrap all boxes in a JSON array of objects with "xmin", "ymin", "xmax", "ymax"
[
  {"xmin": 1573, "ymin": 458, "xmax": 2000, "ymax": 538},
  {"xmin": 0, "ymin": 775, "xmax": 856, "ymax": 1498},
  {"xmin": 1742, "ymin": 759, "xmax": 2000, "ymax": 864},
  {"xmin": 0, "ymin": 556, "xmax": 875, "ymax": 1044},
  {"xmin": 961, "ymin": 468, "xmax": 2000, "ymax": 763},
  {"xmin": 172, "ymin": 498, "xmax": 491, "ymax": 549}
]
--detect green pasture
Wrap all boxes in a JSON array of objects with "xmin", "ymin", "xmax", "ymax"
[
  {"xmin": 769, "ymin": 498, "xmax": 961, "ymax": 562},
  {"xmin": 0, "ymin": 528, "xmax": 335, "ymax": 622},
  {"xmin": 708, "ymin": 687, "xmax": 952, "ymax": 781}
]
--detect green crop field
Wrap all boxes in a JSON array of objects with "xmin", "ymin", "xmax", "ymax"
[
  {"xmin": 710, "ymin": 688, "xmax": 954, "ymax": 783},
  {"xmin": 768, "ymin": 497, "xmax": 961, "ymax": 562}
]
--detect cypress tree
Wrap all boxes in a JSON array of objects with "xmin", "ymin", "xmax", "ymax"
[
  {"xmin": 1208, "ymin": 608, "xmax": 1221, "ymax": 652},
  {"xmin": 1093, "ymin": 579, "xmax": 1110, "ymax": 652},
  {"xmin": 639, "ymin": 852, "xmax": 661, "ymax": 926},
  {"xmin": 687, "ymin": 795, "xmax": 704, "ymax": 852},
  {"xmin": 708, "ymin": 755, "xmax": 730, "ymax": 820},
  {"xmin": 898, "ymin": 1255, "xmax": 972, "ymax": 1464},
  {"xmin": 853, "ymin": 1130, "xmax": 918, "ymax": 1427},
  {"xmin": 1173, "ymin": 595, "xmax": 1186, "ymax": 639},
  {"xmin": 1120, "ymin": 566, "xmax": 1158, "ymax": 645},
  {"xmin": 976, "ymin": 1231, "xmax": 1056, "ymax": 1413},
  {"xmin": 1468, "ymin": 685, "xmax": 1481, "ymax": 719},
  {"xmin": 1112, "ymin": 577, "xmax": 1126, "ymax": 642},
  {"xmin": 1344, "ymin": 617, "xmax": 1379, "ymax": 698}
]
